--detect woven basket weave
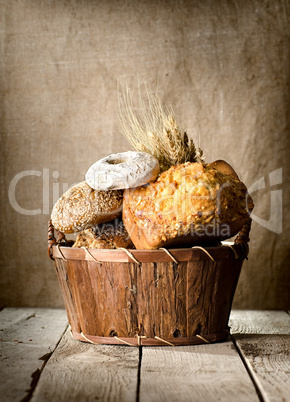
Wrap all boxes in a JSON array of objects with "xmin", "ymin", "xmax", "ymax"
[{"xmin": 48, "ymin": 218, "xmax": 251, "ymax": 346}]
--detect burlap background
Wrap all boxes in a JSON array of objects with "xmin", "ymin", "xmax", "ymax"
[{"xmin": 1, "ymin": 0, "xmax": 289, "ymax": 308}]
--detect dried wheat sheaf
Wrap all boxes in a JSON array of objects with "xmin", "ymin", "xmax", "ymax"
[{"xmin": 118, "ymin": 84, "xmax": 204, "ymax": 172}]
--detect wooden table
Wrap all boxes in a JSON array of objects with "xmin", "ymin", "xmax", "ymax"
[{"xmin": 0, "ymin": 309, "xmax": 289, "ymax": 402}]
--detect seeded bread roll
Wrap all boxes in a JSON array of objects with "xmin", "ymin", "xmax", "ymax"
[
  {"xmin": 51, "ymin": 181, "xmax": 123, "ymax": 233},
  {"xmin": 73, "ymin": 219, "xmax": 134, "ymax": 249},
  {"xmin": 123, "ymin": 161, "xmax": 254, "ymax": 249}
]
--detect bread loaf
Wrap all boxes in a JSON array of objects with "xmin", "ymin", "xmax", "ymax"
[
  {"xmin": 73, "ymin": 219, "xmax": 134, "ymax": 249},
  {"xmin": 51, "ymin": 181, "xmax": 123, "ymax": 233},
  {"xmin": 123, "ymin": 161, "xmax": 254, "ymax": 249}
]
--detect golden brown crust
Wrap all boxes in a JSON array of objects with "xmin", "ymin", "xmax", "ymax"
[
  {"xmin": 51, "ymin": 181, "xmax": 123, "ymax": 233},
  {"xmin": 72, "ymin": 220, "xmax": 134, "ymax": 249},
  {"xmin": 208, "ymin": 160, "xmax": 239, "ymax": 180},
  {"xmin": 123, "ymin": 161, "xmax": 254, "ymax": 249}
]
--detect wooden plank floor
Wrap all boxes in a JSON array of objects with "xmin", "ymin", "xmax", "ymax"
[
  {"xmin": 0, "ymin": 308, "xmax": 68, "ymax": 401},
  {"xmin": 0, "ymin": 309, "xmax": 289, "ymax": 402},
  {"xmin": 229, "ymin": 311, "xmax": 290, "ymax": 402}
]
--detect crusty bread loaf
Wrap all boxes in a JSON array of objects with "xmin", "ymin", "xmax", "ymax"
[
  {"xmin": 51, "ymin": 181, "xmax": 123, "ymax": 234},
  {"xmin": 73, "ymin": 219, "xmax": 134, "ymax": 249},
  {"xmin": 123, "ymin": 161, "xmax": 254, "ymax": 249}
]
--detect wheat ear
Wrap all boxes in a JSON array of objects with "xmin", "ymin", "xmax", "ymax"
[{"xmin": 118, "ymin": 83, "xmax": 204, "ymax": 172}]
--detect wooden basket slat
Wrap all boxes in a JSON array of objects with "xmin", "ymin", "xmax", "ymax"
[{"xmin": 54, "ymin": 259, "xmax": 81, "ymax": 333}]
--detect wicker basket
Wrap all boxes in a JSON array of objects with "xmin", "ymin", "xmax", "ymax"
[{"xmin": 48, "ymin": 219, "xmax": 251, "ymax": 346}]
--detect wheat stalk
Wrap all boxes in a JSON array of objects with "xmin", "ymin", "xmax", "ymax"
[{"xmin": 118, "ymin": 82, "xmax": 204, "ymax": 172}]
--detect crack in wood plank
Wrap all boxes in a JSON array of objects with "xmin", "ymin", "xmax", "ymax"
[
  {"xmin": 230, "ymin": 311, "xmax": 290, "ymax": 402},
  {"xmin": 30, "ymin": 329, "xmax": 139, "ymax": 402},
  {"xmin": 136, "ymin": 346, "xmax": 143, "ymax": 402},
  {"xmin": 230, "ymin": 334, "xmax": 264, "ymax": 402},
  {"xmin": 0, "ymin": 308, "xmax": 68, "ymax": 402},
  {"xmin": 27, "ymin": 324, "xmax": 68, "ymax": 401}
]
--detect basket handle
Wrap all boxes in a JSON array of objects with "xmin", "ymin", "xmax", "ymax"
[
  {"xmin": 48, "ymin": 219, "xmax": 67, "ymax": 260},
  {"xmin": 234, "ymin": 217, "xmax": 252, "ymax": 245}
]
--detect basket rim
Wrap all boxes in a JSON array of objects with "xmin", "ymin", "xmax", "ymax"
[
  {"xmin": 51, "ymin": 242, "xmax": 248, "ymax": 263},
  {"xmin": 48, "ymin": 218, "xmax": 252, "ymax": 261},
  {"xmin": 70, "ymin": 328, "xmax": 229, "ymax": 346}
]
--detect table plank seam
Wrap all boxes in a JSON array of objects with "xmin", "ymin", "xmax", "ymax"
[
  {"xmin": 230, "ymin": 334, "xmax": 265, "ymax": 402},
  {"xmin": 136, "ymin": 346, "xmax": 142, "ymax": 402},
  {"xmin": 27, "ymin": 324, "xmax": 69, "ymax": 401}
]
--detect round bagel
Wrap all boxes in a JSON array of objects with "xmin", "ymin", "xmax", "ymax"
[
  {"xmin": 51, "ymin": 181, "xmax": 123, "ymax": 233},
  {"xmin": 85, "ymin": 151, "xmax": 160, "ymax": 191}
]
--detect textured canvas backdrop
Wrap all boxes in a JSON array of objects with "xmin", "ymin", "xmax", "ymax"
[{"xmin": 0, "ymin": 0, "xmax": 289, "ymax": 308}]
